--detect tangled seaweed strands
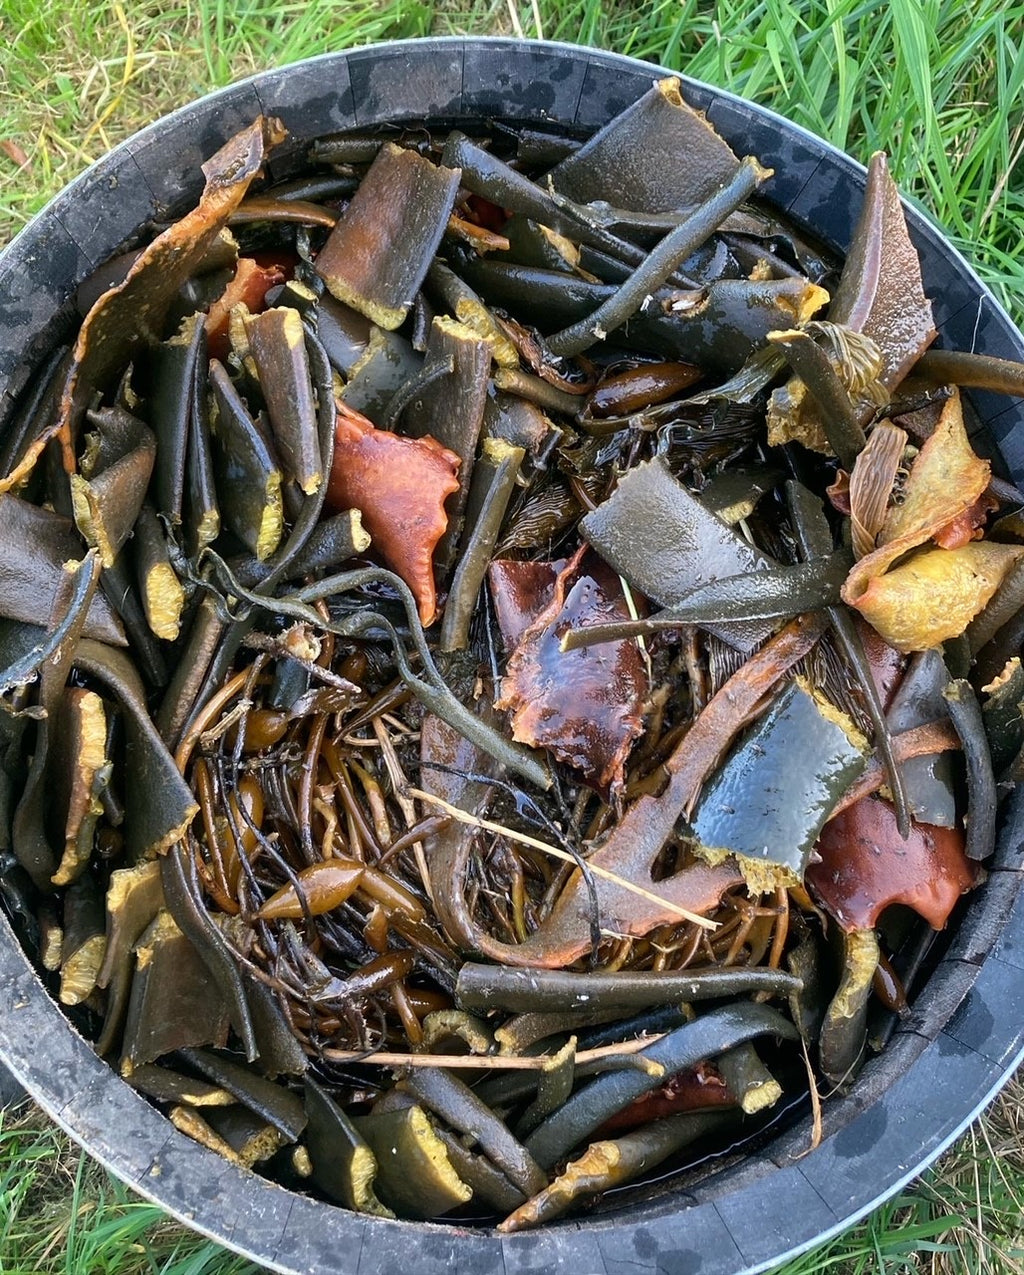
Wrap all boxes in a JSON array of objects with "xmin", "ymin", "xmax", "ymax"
[
  {"xmin": 197, "ymin": 724, "xmax": 440, "ymax": 1053},
  {"xmin": 197, "ymin": 551, "xmax": 552, "ymax": 794}
]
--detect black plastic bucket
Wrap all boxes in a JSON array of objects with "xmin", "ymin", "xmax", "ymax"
[{"xmin": 2, "ymin": 36, "xmax": 1024, "ymax": 1275}]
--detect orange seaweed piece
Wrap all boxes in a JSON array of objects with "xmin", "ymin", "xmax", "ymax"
[
  {"xmin": 205, "ymin": 257, "xmax": 290, "ymax": 361},
  {"xmin": 325, "ymin": 402, "xmax": 460, "ymax": 626},
  {"xmin": 494, "ymin": 546, "xmax": 648, "ymax": 794},
  {"xmin": 807, "ymin": 795, "xmax": 977, "ymax": 932},
  {"xmin": 932, "ymin": 492, "xmax": 999, "ymax": 549}
]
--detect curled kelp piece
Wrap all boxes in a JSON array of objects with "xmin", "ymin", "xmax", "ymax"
[
  {"xmin": 981, "ymin": 658, "xmax": 1024, "ymax": 773},
  {"xmin": 943, "ymin": 678, "xmax": 997, "ymax": 862},
  {"xmin": 717, "ymin": 1042, "xmax": 782, "ymax": 1115},
  {"xmin": 547, "ymin": 77, "xmax": 741, "ymax": 212},
  {"xmin": 325, "ymin": 402, "xmax": 460, "ymax": 626},
  {"xmin": 48, "ymin": 687, "xmax": 109, "ymax": 887},
  {"xmin": 71, "ymin": 406, "xmax": 157, "ymax": 567},
  {"xmin": 832, "ymin": 153, "xmax": 937, "ymax": 383},
  {"xmin": 245, "ymin": 306, "xmax": 322, "ymax": 495},
  {"xmin": 59, "ymin": 871, "xmax": 107, "ymax": 1007},
  {"xmin": 167, "ymin": 1106, "xmax": 243, "ymax": 1165},
  {"xmin": 72, "ymin": 639, "xmax": 198, "ymax": 861},
  {"xmin": 435, "ymin": 1128, "xmax": 527, "ymax": 1214},
  {"xmin": 208, "ymin": 359, "xmax": 284, "ymax": 561},
  {"xmin": 98, "ymin": 552, "xmax": 169, "ymax": 692},
  {"xmin": 806, "ymin": 796, "xmax": 976, "ymax": 931},
  {"xmin": 120, "ymin": 909, "xmax": 230, "ymax": 1067},
  {"xmin": 0, "ymin": 496, "xmax": 124, "ymax": 645},
  {"xmin": 581, "ymin": 456, "xmax": 775, "ymax": 653},
  {"xmin": 12, "ymin": 555, "xmax": 105, "ymax": 889},
  {"xmin": 134, "ymin": 502, "xmax": 185, "ymax": 642},
  {"xmin": 303, "ymin": 1078, "xmax": 394, "ymax": 1218},
  {"xmin": 819, "ymin": 927, "xmax": 879, "ymax": 1091},
  {"xmin": 202, "ymin": 1105, "xmax": 290, "ymax": 1168},
  {"xmin": 160, "ymin": 843, "xmax": 257, "ymax": 1064},
  {"xmin": 44, "ymin": 116, "xmax": 285, "ymax": 480},
  {"xmin": 0, "ymin": 552, "xmax": 102, "ymax": 706},
  {"xmin": 353, "ymin": 1105, "xmax": 471, "ymax": 1218},
  {"xmin": 886, "ymin": 649, "xmax": 957, "ymax": 827},
  {"xmin": 515, "ymin": 1038, "xmax": 578, "ymax": 1138},
  {"xmin": 495, "ymin": 546, "xmax": 648, "ymax": 794},
  {"xmin": 184, "ymin": 349, "xmax": 221, "ymax": 557},
  {"xmin": 316, "ymin": 142, "xmax": 461, "ymax": 330},
  {"xmin": 95, "ymin": 860, "xmax": 165, "ymax": 1056},
  {"xmin": 850, "ymin": 541, "xmax": 1024, "ymax": 654},
  {"xmin": 146, "ymin": 314, "xmax": 204, "ymax": 526},
  {"xmin": 769, "ymin": 151, "xmax": 935, "ymax": 452},
  {"xmin": 687, "ymin": 678, "xmax": 867, "ymax": 889}
]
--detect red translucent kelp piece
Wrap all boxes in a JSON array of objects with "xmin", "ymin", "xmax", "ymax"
[
  {"xmin": 807, "ymin": 794, "xmax": 977, "ymax": 932},
  {"xmin": 487, "ymin": 557, "xmax": 566, "ymax": 653}
]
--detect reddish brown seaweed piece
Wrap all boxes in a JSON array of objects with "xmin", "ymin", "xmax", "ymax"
[
  {"xmin": 595, "ymin": 1066, "xmax": 734, "ymax": 1136},
  {"xmin": 807, "ymin": 795, "xmax": 977, "ymax": 932},
  {"xmin": 205, "ymin": 257, "xmax": 290, "ymax": 362},
  {"xmin": 494, "ymin": 546, "xmax": 647, "ymax": 794},
  {"xmin": 488, "ymin": 558, "xmax": 566, "ymax": 653},
  {"xmin": 325, "ymin": 402, "xmax": 460, "ymax": 626}
]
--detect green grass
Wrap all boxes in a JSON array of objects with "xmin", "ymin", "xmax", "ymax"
[
  {"xmin": 2, "ymin": 0, "xmax": 1021, "ymax": 321},
  {"xmin": 1, "ymin": 1, "xmax": 1024, "ymax": 1271}
]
